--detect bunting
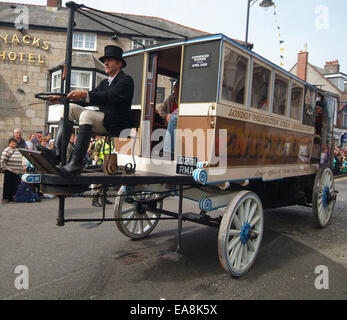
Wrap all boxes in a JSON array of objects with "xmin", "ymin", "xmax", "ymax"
[{"xmin": 273, "ymin": 3, "xmax": 285, "ymax": 67}]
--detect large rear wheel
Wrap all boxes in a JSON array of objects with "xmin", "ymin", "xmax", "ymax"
[{"xmin": 218, "ymin": 191, "xmax": 264, "ymax": 277}]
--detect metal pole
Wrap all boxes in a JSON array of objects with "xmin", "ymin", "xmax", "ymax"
[
  {"xmin": 57, "ymin": 196, "xmax": 65, "ymax": 226},
  {"xmin": 61, "ymin": 2, "xmax": 76, "ymax": 165},
  {"xmin": 245, "ymin": 0, "xmax": 251, "ymax": 49},
  {"xmin": 176, "ymin": 185, "xmax": 184, "ymax": 253}
]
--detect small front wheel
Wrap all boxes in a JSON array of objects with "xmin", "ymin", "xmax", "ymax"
[{"xmin": 114, "ymin": 186, "xmax": 162, "ymax": 240}]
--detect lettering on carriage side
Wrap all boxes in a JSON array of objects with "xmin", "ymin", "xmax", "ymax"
[
  {"xmin": 221, "ymin": 120, "xmax": 313, "ymax": 164},
  {"xmin": 190, "ymin": 53, "xmax": 211, "ymax": 69},
  {"xmin": 226, "ymin": 107, "xmax": 315, "ymax": 134}
]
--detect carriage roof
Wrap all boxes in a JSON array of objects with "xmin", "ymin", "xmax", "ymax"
[{"xmin": 123, "ymin": 33, "xmax": 317, "ymax": 92}]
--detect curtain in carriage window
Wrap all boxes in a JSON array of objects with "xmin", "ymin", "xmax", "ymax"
[
  {"xmin": 222, "ymin": 47, "xmax": 248, "ymax": 105},
  {"xmin": 273, "ymin": 74, "xmax": 289, "ymax": 116},
  {"xmin": 251, "ymin": 63, "xmax": 271, "ymax": 111}
]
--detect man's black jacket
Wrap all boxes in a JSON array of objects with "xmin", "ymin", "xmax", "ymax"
[{"xmin": 79, "ymin": 71, "xmax": 136, "ymax": 136}]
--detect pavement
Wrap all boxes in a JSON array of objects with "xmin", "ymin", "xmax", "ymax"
[{"xmin": 0, "ymin": 179, "xmax": 346, "ymax": 300}]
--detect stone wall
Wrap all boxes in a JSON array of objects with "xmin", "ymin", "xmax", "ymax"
[{"xmin": 0, "ymin": 25, "xmax": 131, "ymax": 150}]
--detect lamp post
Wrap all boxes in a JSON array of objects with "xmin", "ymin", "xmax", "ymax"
[{"xmin": 245, "ymin": 0, "xmax": 275, "ymax": 49}]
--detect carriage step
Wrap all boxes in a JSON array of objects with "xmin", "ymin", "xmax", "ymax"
[{"xmin": 182, "ymin": 212, "xmax": 210, "ymax": 222}]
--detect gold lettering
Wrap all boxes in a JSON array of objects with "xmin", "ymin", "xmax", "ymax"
[
  {"xmin": 0, "ymin": 34, "xmax": 8, "ymax": 44},
  {"xmin": 32, "ymin": 37, "xmax": 40, "ymax": 47},
  {"xmin": 0, "ymin": 51, "xmax": 6, "ymax": 60},
  {"xmin": 41, "ymin": 41, "xmax": 50, "ymax": 50},
  {"xmin": 38, "ymin": 55, "xmax": 44, "ymax": 64},
  {"xmin": 8, "ymin": 51, "xmax": 17, "ymax": 61},
  {"xmin": 11, "ymin": 34, "xmax": 20, "ymax": 44},
  {"xmin": 22, "ymin": 35, "xmax": 32, "ymax": 44},
  {"xmin": 18, "ymin": 52, "xmax": 25, "ymax": 62},
  {"xmin": 28, "ymin": 53, "xmax": 35, "ymax": 63}
]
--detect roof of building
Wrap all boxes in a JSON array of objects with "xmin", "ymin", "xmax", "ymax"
[
  {"xmin": 0, "ymin": 2, "xmax": 208, "ymax": 40},
  {"xmin": 51, "ymin": 52, "xmax": 106, "ymax": 72}
]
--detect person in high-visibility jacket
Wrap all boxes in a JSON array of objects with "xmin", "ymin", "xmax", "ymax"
[{"xmin": 91, "ymin": 136, "xmax": 114, "ymax": 207}]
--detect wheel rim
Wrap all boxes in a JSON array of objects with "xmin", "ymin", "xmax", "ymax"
[
  {"xmin": 315, "ymin": 168, "xmax": 335, "ymax": 227},
  {"xmin": 114, "ymin": 187, "xmax": 161, "ymax": 239},
  {"xmin": 219, "ymin": 192, "xmax": 263, "ymax": 277}
]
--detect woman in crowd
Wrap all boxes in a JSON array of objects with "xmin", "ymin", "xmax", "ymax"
[{"xmin": 1, "ymin": 138, "xmax": 25, "ymax": 204}]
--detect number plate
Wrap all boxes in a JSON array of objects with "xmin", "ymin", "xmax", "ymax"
[{"xmin": 176, "ymin": 156, "xmax": 198, "ymax": 175}]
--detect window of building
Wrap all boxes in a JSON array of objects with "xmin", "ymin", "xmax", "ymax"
[
  {"xmin": 70, "ymin": 70, "xmax": 92, "ymax": 91},
  {"xmin": 251, "ymin": 62, "xmax": 271, "ymax": 111},
  {"xmin": 273, "ymin": 73, "xmax": 289, "ymax": 116},
  {"xmin": 132, "ymin": 38, "xmax": 157, "ymax": 50},
  {"xmin": 51, "ymin": 70, "xmax": 62, "ymax": 93},
  {"xmin": 343, "ymin": 107, "xmax": 347, "ymax": 127},
  {"xmin": 222, "ymin": 46, "xmax": 248, "ymax": 106},
  {"xmin": 290, "ymin": 82, "xmax": 304, "ymax": 120},
  {"xmin": 73, "ymin": 32, "xmax": 97, "ymax": 51}
]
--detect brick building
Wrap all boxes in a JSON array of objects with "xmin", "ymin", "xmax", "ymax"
[
  {"xmin": 0, "ymin": 0, "xmax": 208, "ymax": 148},
  {"xmin": 290, "ymin": 46, "xmax": 347, "ymax": 148}
]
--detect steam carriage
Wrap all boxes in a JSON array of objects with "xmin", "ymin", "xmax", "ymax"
[{"xmin": 23, "ymin": 2, "xmax": 338, "ymax": 277}]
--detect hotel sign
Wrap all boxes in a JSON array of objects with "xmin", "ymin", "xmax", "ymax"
[{"xmin": 0, "ymin": 33, "xmax": 50, "ymax": 64}]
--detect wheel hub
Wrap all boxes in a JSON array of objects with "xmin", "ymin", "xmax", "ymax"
[{"xmin": 240, "ymin": 223, "xmax": 252, "ymax": 244}]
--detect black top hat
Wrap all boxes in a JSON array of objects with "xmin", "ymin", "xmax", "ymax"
[{"xmin": 99, "ymin": 45, "xmax": 127, "ymax": 68}]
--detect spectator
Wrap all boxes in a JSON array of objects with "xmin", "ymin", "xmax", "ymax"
[
  {"xmin": 31, "ymin": 130, "xmax": 43, "ymax": 146},
  {"xmin": 26, "ymin": 134, "xmax": 35, "ymax": 150},
  {"xmin": 1, "ymin": 138, "xmax": 25, "ymax": 204},
  {"xmin": 48, "ymin": 140, "xmax": 55, "ymax": 149},
  {"xmin": 13, "ymin": 128, "xmax": 27, "ymax": 149},
  {"xmin": 39, "ymin": 137, "xmax": 49, "ymax": 147}
]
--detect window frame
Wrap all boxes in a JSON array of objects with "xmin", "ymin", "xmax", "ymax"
[
  {"xmin": 51, "ymin": 70, "xmax": 62, "ymax": 93},
  {"xmin": 132, "ymin": 38, "xmax": 157, "ymax": 50},
  {"xmin": 271, "ymin": 71, "xmax": 291, "ymax": 118},
  {"xmin": 343, "ymin": 107, "xmax": 347, "ymax": 128},
  {"xmin": 249, "ymin": 58, "xmax": 272, "ymax": 113},
  {"xmin": 72, "ymin": 32, "xmax": 97, "ymax": 51},
  {"xmin": 219, "ymin": 43, "xmax": 250, "ymax": 109},
  {"xmin": 289, "ymin": 80, "xmax": 304, "ymax": 122},
  {"xmin": 70, "ymin": 70, "xmax": 93, "ymax": 91}
]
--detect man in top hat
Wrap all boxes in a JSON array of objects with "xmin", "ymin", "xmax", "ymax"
[{"xmin": 40, "ymin": 45, "xmax": 135, "ymax": 176}]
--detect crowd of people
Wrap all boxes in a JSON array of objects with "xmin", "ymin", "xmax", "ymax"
[
  {"xmin": 1, "ymin": 128, "xmax": 113, "ymax": 206},
  {"xmin": 333, "ymin": 146, "xmax": 347, "ymax": 176}
]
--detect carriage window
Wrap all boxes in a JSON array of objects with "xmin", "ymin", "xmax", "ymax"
[
  {"xmin": 303, "ymin": 88, "xmax": 316, "ymax": 126},
  {"xmin": 273, "ymin": 74, "xmax": 289, "ymax": 116},
  {"xmin": 251, "ymin": 63, "xmax": 270, "ymax": 111},
  {"xmin": 290, "ymin": 83, "xmax": 304, "ymax": 120},
  {"xmin": 222, "ymin": 47, "xmax": 248, "ymax": 105}
]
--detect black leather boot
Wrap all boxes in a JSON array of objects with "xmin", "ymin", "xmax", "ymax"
[
  {"xmin": 58, "ymin": 124, "xmax": 92, "ymax": 176},
  {"xmin": 36, "ymin": 118, "xmax": 74, "ymax": 165}
]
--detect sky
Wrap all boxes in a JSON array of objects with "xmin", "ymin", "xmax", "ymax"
[{"xmin": 3, "ymin": 0, "xmax": 347, "ymax": 72}]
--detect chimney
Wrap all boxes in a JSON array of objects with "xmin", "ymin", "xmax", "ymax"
[
  {"xmin": 324, "ymin": 60, "xmax": 340, "ymax": 74},
  {"xmin": 47, "ymin": 0, "xmax": 62, "ymax": 7},
  {"xmin": 296, "ymin": 43, "xmax": 308, "ymax": 81}
]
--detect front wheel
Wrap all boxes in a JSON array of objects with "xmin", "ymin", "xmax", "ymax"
[{"xmin": 114, "ymin": 186, "xmax": 162, "ymax": 239}]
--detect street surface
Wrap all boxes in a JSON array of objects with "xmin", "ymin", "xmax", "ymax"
[{"xmin": 0, "ymin": 178, "xmax": 347, "ymax": 300}]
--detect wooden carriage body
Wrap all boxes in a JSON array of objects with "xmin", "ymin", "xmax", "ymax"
[{"xmin": 117, "ymin": 34, "xmax": 332, "ymax": 186}]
